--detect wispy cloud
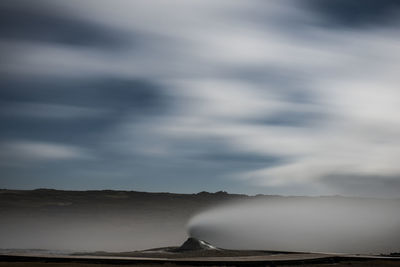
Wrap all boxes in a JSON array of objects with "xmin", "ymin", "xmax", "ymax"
[
  {"xmin": 1, "ymin": 0, "xmax": 400, "ymax": 196},
  {"xmin": 0, "ymin": 141, "xmax": 91, "ymax": 164}
]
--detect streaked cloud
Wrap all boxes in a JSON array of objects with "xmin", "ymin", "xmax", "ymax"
[
  {"xmin": 0, "ymin": 141, "xmax": 91, "ymax": 164},
  {"xmin": 1, "ymin": 0, "xmax": 400, "ymax": 197},
  {"xmin": 1, "ymin": 102, "xmax": 110, "ymax": 119}
]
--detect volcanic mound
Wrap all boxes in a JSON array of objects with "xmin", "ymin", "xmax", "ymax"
[{"xmin": 175, "ymin": 237, "xmax": 218, "ymax": 251}]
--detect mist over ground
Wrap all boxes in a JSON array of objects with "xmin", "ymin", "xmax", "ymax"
[
  {"xmin": 189, "ymin": 197, "xmax": 400, "ymax": 254},
  {"xmin": 1, "ymin": 190, "xmax": 399, "ymax": 254},
  {"xmin": 0, "ymin": 189, "xmax": 244, "ymax": 251}
]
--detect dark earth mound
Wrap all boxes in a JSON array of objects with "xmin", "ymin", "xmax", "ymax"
[{"xmin": 174, "ymin": 237, "xmax": 217, "ymax": 251}]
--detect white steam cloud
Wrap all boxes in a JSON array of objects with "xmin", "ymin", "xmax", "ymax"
[{"xmin": 188, "ymin": 197, "xmax": 400, "ymax": 254}]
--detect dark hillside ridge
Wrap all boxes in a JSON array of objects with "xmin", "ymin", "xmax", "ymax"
[
  {"xmin": 0, "ymin": 189, "xmax": 386, "ymax": 212},
  {"xmin": 0, "ymin": 189, "xmax": 249, "ymax": 214}
]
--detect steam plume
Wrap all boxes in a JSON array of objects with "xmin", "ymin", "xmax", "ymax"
[{"xmin": 188, "ymin": 197, "xmax": 400, "ymax": 254}]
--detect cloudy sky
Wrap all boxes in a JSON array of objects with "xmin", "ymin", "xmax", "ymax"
[{"xmin": 1, "ymin": 0, "xmax": 400, "ymax": 197}]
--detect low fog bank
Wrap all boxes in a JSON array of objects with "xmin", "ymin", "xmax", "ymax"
[
  {"xmin": 1, "ymin": 216, "xmax": 185, "ymax": 252},
  {"xmin": 0, "ymin": 189, "xmax": 242, "ymax": 252},
  {"xmin": 3, "ymin": 190, "xmax": 399, "ymax": 254},
  {"xmin": 188, "ymin": 197, "xmax": 400, "ymax": 254}
]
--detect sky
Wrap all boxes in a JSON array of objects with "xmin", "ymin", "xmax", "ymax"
[{"xmin": 1, "ymin": 0, "xmax": 400, "ymax": 197}]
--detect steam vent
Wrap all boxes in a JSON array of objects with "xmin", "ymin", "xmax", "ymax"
[{"xmin": 177, "ymin": 237, "xmax": 218, "ymax": 251}]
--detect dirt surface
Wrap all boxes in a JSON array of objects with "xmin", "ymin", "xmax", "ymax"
[
  {"xmin": 1, "ymin": 259, "xmax": 400, "ymax": 267},
  {"xmin": 1, "ymin": 253, "xmax": 399, "ymax": 267},
  {"xmin": 75, "ymin": 248, "xmax": 288, "ymax": 258}
]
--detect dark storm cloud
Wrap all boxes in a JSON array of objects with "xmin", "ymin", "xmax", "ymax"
[
  {"xmin": 197, "ymin": 152, "xmax": 282, "ymax": 165},
  {"xmin": 225, "ymin": 68, "xmax": 323, "ymax": 128},
  {"xmin": 180, "ymin": 138, "xmax": 286, "ymax": 167},
  {"xmin": 305, "ymin": 0, "xmax": 400, "ymax": 28},
  {"xmin": 0, "ymin": 0, "xmax": 127, "ymax": 49},
  {"xmin": 226, "ymin": 66, "xmax": 316, "ymax": 104},
  {"xmin": 0, "ymin": 78, "xmax": 164, "ymax": 109},
  {"xmin": 0, "ymin": 77, "xmax": 167, "ymax": 144},
  {"xmin": 252, "ymin": 110, "xmax": 324, "ymax": 127},
  {"xmin": 163, "ymin": 136, "xmax": 283, "ymax": 167}
]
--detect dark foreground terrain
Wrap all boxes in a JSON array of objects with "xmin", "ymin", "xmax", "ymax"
[
  {"xmin": 0, "ymin": 254, "xmax": 399, "ymax": 267},
  {"xmin": 1, "ymin": 238, "xmax": 399, "ymax": 267},
  {"xmin": 0, "ymin": 262, "xmax": 400, "ymax": 267}
]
